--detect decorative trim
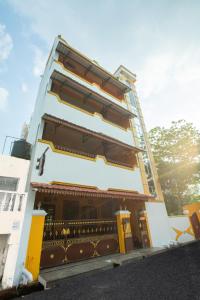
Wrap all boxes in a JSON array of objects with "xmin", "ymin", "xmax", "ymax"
[
  {"xmin": 38, "ymin": 139, "xmax": 135, "ymax": 171},
  {"xmin": 115, "ymin": 210, "xmax": 131, "ymax": 215},
  {"xmin": 50, "ymin": 181, "xmax": 98, "ymax": 190},
  {"xmin": 42, "ymin": 114, "xmax": 137, "ymax": 151},
  {"xmin": 43, "ymin": 234, "xmax": 118, "ymax": 247},
  {"xmin": 31, "ymin": 182, "xmax": 152, "ymax": 201},
  {"xmin": 172, "ymin": 225, "xmax": 194, "ymax": 241}
]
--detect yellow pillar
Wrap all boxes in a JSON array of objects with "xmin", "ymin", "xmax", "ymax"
[
  {"xmin": 115, "ymin": 210, "xmax": 132, "ymax": 254},
  {"xmin": 25, "ymin": 210, "xmax": 46, "ymax": 281}
]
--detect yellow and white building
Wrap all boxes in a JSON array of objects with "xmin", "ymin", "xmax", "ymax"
[{"xmin": 1, "ymin": 36, "xmax": 198, "ymax": 288}]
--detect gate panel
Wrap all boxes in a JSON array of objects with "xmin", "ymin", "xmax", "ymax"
[
  {"xmin": 66, "ymin": 242, "xmax": 95, "ymax": 262},
  {"xmin": 190, "ymin": 212, "xmax": 200, "ymax": 239},
  {"xmin": 41, "ymin": 219, "xmax": 119, "ymax": 268},
  {"xmin": 40, "ymin": 245, "xmax": 65, "ymax": 268}
]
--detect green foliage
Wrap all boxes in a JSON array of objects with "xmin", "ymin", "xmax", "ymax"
[{"xmin": 149, "ymin": 120, "xmax": 200, "ymax": 215}]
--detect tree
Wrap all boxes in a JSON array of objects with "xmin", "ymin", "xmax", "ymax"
[{"xmin": 149, "ymin": 120, "xmax": 200, "ymax": 215}]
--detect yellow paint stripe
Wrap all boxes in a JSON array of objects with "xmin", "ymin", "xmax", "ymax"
[
  {"xmin": 48, "ymin": 89, "xmax": 130, "ymax": 132},
  {"xmin": 38, "ymin": 139, "xmax": 135, "ymax": 171}
]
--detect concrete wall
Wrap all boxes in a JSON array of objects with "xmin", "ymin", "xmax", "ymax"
[
  {"xmin": 169, "ymin": 216, "xmax": 194, "ymax": 243},
  {"xmin": 145, "ymin": 202, "xmax": 172, "ymax": 247},
  {"xmin": 31, "ymin": 141, "xmax": 144, "ymax": 192},
  {"xmin": 0, "ymin": 155, "xmax": 30, "ymax": 193},
  {"xmin": 54, "ymin": 61, "xmax": 128, "ymax": 110},
  {"xmin": 44, "ymin": 92, "xmax": 135, "ymax": 146},
  {"xmin": 145, "ymin": 202, "xmax": 195, "ymax": 247}
]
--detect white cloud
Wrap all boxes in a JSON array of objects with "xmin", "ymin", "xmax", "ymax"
[
  {"xmin": 137, "ymin": 47, "xmax": 200, "ymax": 130},
  {"xmin": 21, "ymin": 82, "xmax": 28, "ymax": 93},
  {"xmin": 137, "ymin": 53, "xmax": 174, "ymax": 99},
  {"xmin": 0, "ymin": 87, "xmax": 9, "ymax": 110},
  {"xmin": 8, "ymin": 0, "xmax": 87, "ymax": 45},
  {"xmin": 7, "ymin": 0, "xmax": 200, "ymax": 131},
  {"xmin": 32, "ymin": 46, "xmax": 47, "ymax": 77},
  {"xmin": 0, "ymin": 24, "xmax": 13, "ymax": 63}
]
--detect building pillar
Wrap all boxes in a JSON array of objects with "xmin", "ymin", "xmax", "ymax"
[
  {"xmin": 115, "ymin": 210, "xmax": 133, "ymax": 254},
  {"xmin": 25, "ymin": 210, "xmax": 47, "ymax": 281}
]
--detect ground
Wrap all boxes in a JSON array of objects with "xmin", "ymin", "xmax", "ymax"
[{"xmin": 17, "ymin": 241, "xmax": 200, "ymax": 300}]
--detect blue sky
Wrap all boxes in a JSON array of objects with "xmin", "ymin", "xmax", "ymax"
[{"xmin": 0, "ymin": 0, "xmax": 200, "ymax": 154}]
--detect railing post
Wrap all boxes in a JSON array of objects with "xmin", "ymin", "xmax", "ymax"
[
  {"xmin": 11, "ymin": 193, "xmax": 19, "ymax": 211},
  {"xmin": 115, "ymin": 210, "xmax": 133, "ymax": 254},
  {"xmin": 2, "ymin": 192, "xmax": 7, "ymax": 211}
]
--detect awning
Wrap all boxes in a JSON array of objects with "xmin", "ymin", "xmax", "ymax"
[
  {"xmin": 56, "ymin": 40, "xmax": 130, "ymax": 94},
  {"xmin": 42, "ymin": 113, "xmax": 143, "ymax": 153},
  {"xmin": 50, "ymin": 70, "xmax": 136, "ymax": 118},
  {"xmin": 31, "ymin": 182, "xmax": 153, "ymax": 201}
]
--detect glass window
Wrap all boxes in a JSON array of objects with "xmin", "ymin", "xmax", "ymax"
[{"xmin": 0, "ymin": 176, "xmax": 19, "ymax": 191}]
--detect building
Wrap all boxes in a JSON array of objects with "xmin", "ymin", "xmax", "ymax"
[
  {"xmin": 0, "ymin": 155, "xmax": 29, "ymax": 289},
  {"xmin": 2, "ymin": 36, "xmax": 198, "ymax": 289},
  {"xmin": 24, "ymin": 35, "xmax": 157, "ymax": 268}
]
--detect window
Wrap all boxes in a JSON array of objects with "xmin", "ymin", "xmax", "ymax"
[{"xmin": 0, "ymin": 176, "xmax": 19, "ymax": 191}]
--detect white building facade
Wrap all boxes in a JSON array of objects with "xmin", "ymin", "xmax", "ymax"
[{"xmin": 1, "ymin": 36, "xmax": 196, "ymax": 289}]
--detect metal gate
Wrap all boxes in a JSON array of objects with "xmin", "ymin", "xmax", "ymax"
[
  {"xmin": 190, "ymin": 212, "xmax": 200, "ymax": 239},
  {"xmin": 40, "ymin": 219, "xmax": 119, "ymax": 268}
]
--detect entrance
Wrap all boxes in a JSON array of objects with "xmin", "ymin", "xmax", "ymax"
[
  {"xmin": 41, "ymin": 218, "xmax": 118, "ymax": 268},
  {"xmin": 32, "ymin": 184, "xmax": 150, "ymax": 269},
  {"xmin": 36, "ymin": 194, "xmax": 120, "ymax": 268}
]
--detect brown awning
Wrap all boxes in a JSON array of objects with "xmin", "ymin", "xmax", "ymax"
[
  {"xmin": 31, "ymin": 182, "xmax": 153, "ymax": 201},
  {"xmin": 42, "ymin": 113, "xmax": 143, "ymax": 153},
  {"xmin": 50, "ymin": 70, "xmax": 135, "ymax": 118},
  {"xmin": 56, "ymin": 40, "xmax": 130, "ymax": 94}
]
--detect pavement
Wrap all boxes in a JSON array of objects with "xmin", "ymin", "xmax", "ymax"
[
  {"xmin": 38, "ymin": 247, "xmax": 164, "ymax": 288},
  {"xmin": 16, "ymin": 241, "xmax": 200, "ymax": 300}
]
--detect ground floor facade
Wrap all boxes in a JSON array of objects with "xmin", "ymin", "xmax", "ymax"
[{"xmin": 27, "ymin": 183, "xmax": 152, "ymax": 271}]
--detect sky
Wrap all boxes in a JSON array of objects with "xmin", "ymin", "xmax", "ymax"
[{"xmin": 0, "ymin": 0, "xmax": 200, "ymax": 154}]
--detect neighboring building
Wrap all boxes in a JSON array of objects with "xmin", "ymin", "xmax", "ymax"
[{"xmin": 0, "ymin": 155, "xmax": 29, "ymax": 289}]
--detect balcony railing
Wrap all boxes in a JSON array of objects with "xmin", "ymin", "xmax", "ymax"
[
  {"xmin": 0, "ymin": 191, "xmax": 27, "ymax": 212},
  {"xmin": 43, "ymin": 219, "xmax": 117, "ymax": 241}
]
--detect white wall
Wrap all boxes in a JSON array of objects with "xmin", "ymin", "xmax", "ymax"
[
  {"xmin": 0, "ymin": 155, "xmax": 29, "ymax": 288},
  {"xmin": 44, "ymin": 93, "xmax": 135, "ymax": 146},
  {"xmin": 0, "ymin": 155, "xmax": 30, "ymax": 193},
  {"xmin": 31, "ymin": 141, "xmax": 144, "ymax": 192},
  {"xmin": 145, "ymin": 202, "xmax": 172, "ymax": 247},
  {"xmin": 169, "ymin": 216, "xmax": 194, "ymax": 243},
  {"xmin": 53, "ymin": 61, "xmax": 128, "ymax": 110}
]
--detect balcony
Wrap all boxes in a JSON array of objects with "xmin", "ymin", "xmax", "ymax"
[
  {"xmin": 0, "ymin": 191, "xmax": 27, "ymax": 212},
  {"xmin": 42, "ymin": 114, "xmax": 141, "ymax": 169},
  {"xmin": 43, "ymin": 92, "xmax": 135, "ymax": 146},
  {"xmin": 0, "ymin": 191, "xmax": 27, "ymax": 236},
  {"xmin": 31, "ymin": 140, "xmax": 144, "ymax": 192},
  {"xmin": 52, "ymin": 61, "xmax": 128, "ymax": 110},
  {"xmin": 56, "ymin": 40, "xmax": 130, "ymax": 101}
]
